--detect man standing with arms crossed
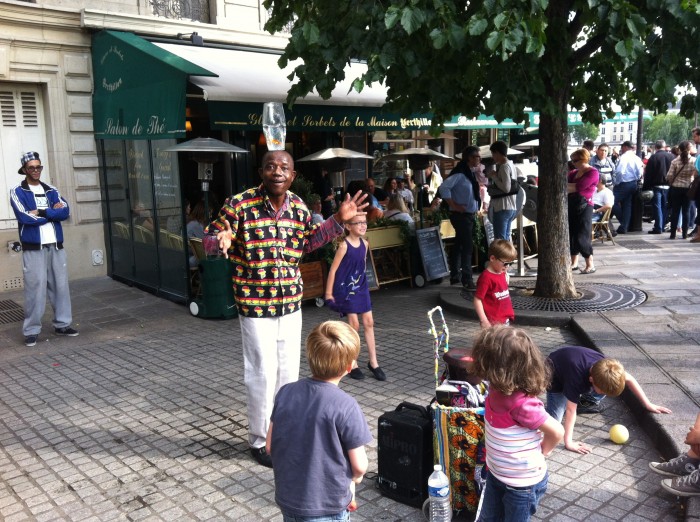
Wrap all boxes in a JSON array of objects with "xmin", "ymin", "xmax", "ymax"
[
  {"xmin": 10, "ymin": 152, "xmax": 79, "ymax": 347},
  {"xmin": 204, "ymin": 150, "xmax": 366, "ymax": 468},
  {"xmin": 611, "ymin": 141, "xmax": 644, "ymax": 234}
]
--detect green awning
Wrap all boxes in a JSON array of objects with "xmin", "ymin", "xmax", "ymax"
[
  {"xmin": 92, "ymin": 30, "xmax": 216, "ymax": 140},
  {"xmin": 208, "ymin": 101, "xmax": 529, "ymax": 132}
]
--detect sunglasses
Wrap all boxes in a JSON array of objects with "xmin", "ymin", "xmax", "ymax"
[{"xmin": 498, "ymin": 258, "xmax": 515, "ymax": 267}]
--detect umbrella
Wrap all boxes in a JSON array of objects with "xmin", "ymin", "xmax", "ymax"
[
  {"xmin": 296, "ymin": 147, "xmax": 373, "ymax": 162},
  {"xmin": 514, "ymin": 139, "xmax": 540, "ymax": 149},
  {"xmin": 376, "ymin": 147, "xmax": 451, "ymax": 169},
  {"xmin": 164, "ymin": 137, "xmax": 248, "ymax": 153},
  {"xmin": 456, "ymin": 145, "xmax": 524, "ymax": 159},
  {"xmin": 413, "ymin": 132, "xmax": 457, "ymax": 141},
  {"xmin": 479, "ymin": 144, "xmax": 523, "ymax": 158},
  {"xmin": 165, "ymin": 138, "xmax": 248, "ymax": 221}
]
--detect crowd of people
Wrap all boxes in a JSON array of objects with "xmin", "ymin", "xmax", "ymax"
[{"xmin": 12, "ymin": 135, "xmax": 695, "ymax": 520}]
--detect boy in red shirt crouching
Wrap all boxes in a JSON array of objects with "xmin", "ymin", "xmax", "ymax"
[{"xmin": 474, "ymin": 239, "xmax": 517, "ymax": 328}]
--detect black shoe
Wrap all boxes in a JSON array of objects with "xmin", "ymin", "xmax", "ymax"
[
  {"xmin": 462, "ymin": 280, "xmax": 476, "ymax": 290},
  {"xmin": 250, "ymin": 447, "xmax": 273, "ymax": 468},
  {"xmin": 24, "ymin": 335, "xmax": 38, "ymax": 347},
  {"xmin": 616, "ymin": 228, "xmax": 626, "ymax": 234},
  {"xmin": 648, "ymin": 230, "xmax": 662, "ymax": 234},
  {"xmin": 576, "ymin": 399, "xmax": 603, "ymax": 414},
  {"xmin": 367, "ymin": 363, "xmax": 386, "ymax": 381},
  {"xmin": 449, "ymin": 278, "xmax": 460, "ymax": 285},
  {"xmin": 55, "ymin": 326, "xmax": 79, "ymax": 336},
  {"xmin": 349, "ymin": 368, "xmax": 365, "ymax": 380},
  {"xmin": 610, "ymin": 230, "xmax": 618, "ymax": 237}
]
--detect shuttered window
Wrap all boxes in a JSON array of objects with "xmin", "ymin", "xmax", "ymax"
[{"xmin": 0, "ymin": 85, "xmax": 47, "ymax": 230}]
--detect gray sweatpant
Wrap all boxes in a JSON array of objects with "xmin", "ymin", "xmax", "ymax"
[{"xmin": 22, "ymin": 246, "xmax": 73, "ymax": 336}]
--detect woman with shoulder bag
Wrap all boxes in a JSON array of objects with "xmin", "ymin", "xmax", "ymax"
[
  {"xmin": 666, "ymin": 140, "xmax": 698, "ymax": 240},
  {"xmin": 567, "ymin": 149, "xmax": 599, "ymax": 274}
]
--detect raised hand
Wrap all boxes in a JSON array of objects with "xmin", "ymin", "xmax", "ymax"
[
  {"xmin": 217, "ymin": 219, "xmax": 233, "ymax": 259},
  {"xmin": 336, "ymin": 191, "xmax": 369, "ymax": 223}
]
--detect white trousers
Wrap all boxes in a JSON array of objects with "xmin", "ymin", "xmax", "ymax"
[{"xmin": 239, "ymin": 311, "xmax": 302, "ymax": 448}]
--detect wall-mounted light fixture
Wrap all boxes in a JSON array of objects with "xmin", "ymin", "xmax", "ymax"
[
  {"xmin": 185, "ymin": 121, "xmax": 193, "ymax": 132},
  {"xmin": 177, "ymin": 32, "xmax": 204, "ymax": 46}
]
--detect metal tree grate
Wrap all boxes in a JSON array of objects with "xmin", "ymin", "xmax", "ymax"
[
  {"xmin": 615, "ymin": 239, "xmax": 661, "ymax": 250},
  {"xmin": 0, "ymin": 300, "xmax": 24, "ymax": 324},
  {"xmin": 462, "ymin": 283, "xmax": 646, "ymax": 313}
]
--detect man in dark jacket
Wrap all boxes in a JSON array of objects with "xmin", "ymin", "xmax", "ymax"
[
  {"xmin": 10, "ymin": 152, "xmax": 78, "ymax": 347},
  {"xmin": 643, "ymin": 140, "xmax": 674, "ymax": 234}
]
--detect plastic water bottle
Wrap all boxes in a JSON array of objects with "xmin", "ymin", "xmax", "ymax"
[{"xmin": 428, "ymin": 464, "xmax": 452, "ymax": 522}]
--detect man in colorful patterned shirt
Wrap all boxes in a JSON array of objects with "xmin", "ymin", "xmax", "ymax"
[{"xmin": 204, "ymin": 150, "xmax": 367, "ymax": 468}]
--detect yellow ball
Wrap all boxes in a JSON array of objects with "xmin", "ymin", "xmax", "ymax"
[{"xmin": 609, "ymin": 424, "xmax": 629, "ymax": 444}]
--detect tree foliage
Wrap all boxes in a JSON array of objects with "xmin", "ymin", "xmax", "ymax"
[
  {"xmin": 264, "ymin": 0, "xmax": 700, "ymax": 298},
  {"xmin": 571, "ymin": 123, "xmax": 600, "ymax": 144},
  {"xmin": 643, "ymin": 113, "xmax": 696, "ymax": 147}
]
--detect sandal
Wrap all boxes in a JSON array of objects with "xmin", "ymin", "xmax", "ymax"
[
  {"xmin": 571, "ymin": 266, "xmax": 579, "ymax": 271},
  {"xmin": 581, "ymin": 267, "xmax": 596, "ymax": 274}
]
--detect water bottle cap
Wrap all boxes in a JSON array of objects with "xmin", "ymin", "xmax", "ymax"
[{"xmin": 434, "ymin": 464, "xmax": 442, "ymax": 471}]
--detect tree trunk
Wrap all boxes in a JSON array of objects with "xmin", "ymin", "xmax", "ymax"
[{"xmin": 533, "ymin": 110, "xmax": 577, "ymax": 298}]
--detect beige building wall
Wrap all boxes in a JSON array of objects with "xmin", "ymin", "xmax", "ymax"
[
  {"xmin": 0, "ymin": 0, "xmax": 289, "ymax": 294},
  {"xmin": 1, "ymin": 2, "xmax": 106, "ymax": 292}
]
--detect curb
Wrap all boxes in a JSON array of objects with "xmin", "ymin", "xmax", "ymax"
[{"xmin": 438, "ymin": 289, "xmax": 697, "ymax": 520}]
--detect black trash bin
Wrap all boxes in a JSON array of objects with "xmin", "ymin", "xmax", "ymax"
[
  {"xmin": 189, "ymin": 257, "xmax": 238, "ymax": 319},
  {"xmin": 629, "ymin": 189, "xmax": 645, "ymax": 232}
]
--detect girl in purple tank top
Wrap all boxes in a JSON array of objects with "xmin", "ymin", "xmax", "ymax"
[{"xmin": 325, "ymin": 218, "xmax": 386, "ymax": 381}]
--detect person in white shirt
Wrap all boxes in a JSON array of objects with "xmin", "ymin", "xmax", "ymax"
[{"xmin": 591, "ymin": 176, "xmax": 614, "ymax": 224}]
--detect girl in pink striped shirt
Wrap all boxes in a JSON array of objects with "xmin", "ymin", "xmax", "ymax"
[{"xmin": 472, "ymin": 326, "xmax": 564, "ymax": 521}]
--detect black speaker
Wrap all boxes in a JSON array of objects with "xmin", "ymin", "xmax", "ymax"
[{"xmin": 377, "ymin": 402, "xmax": 433, "ymax": 507}]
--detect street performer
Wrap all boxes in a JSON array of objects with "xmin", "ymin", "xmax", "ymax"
[{"xmin": 203, "ymin": 150, "xmax": 367, "ymax": 468}]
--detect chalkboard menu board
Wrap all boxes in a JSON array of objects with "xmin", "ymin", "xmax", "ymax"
[
  {"xmin": 365, "ymin": 248, "xmax": 379, "ymax": 291},
  {"xmin": 416, "ymin": 227, "xmax": 450, "ymax": 281}
]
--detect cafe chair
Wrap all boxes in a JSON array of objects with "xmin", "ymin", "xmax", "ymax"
[{"xmin": 592, "ymin": 208, "xmax": 615, "ymax": 245}]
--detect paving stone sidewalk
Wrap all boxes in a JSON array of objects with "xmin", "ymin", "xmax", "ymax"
[{"xmin": 0, "ymin": 268, "xmax": 687, "ymax": 521}]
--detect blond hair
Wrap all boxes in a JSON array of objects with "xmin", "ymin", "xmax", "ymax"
[
  {"xmin": 489, "ymin": 239, "xmax": 517, "ymax": 262},
  {"xmin": 306, "ymin": 321, "xmax": 360, "ymax": 380},
  {"xmin": 471, "ymin": 325, "xmax": 550, "ymax": 396},
  {"xmin": 590, "ymin": 358, "xmax": 625, "ymax": 396},
  {"xmin": 570, "ymin": 148, "xmax": 591, "ymax": 164}
]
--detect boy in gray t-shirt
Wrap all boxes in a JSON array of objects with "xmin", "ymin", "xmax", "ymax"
[{"xmin": 267, "ymin": 321, "xmax": 372, "ymax": 519}]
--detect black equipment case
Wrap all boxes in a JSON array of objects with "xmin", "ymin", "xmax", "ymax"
[{"xmin": 376, "ymin": 401, "xmax": 433, "ymax": 507}]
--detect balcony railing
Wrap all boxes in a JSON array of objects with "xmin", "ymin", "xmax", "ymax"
[{"xmin": 151, "ymin": 0, "xmax": 210, "ymax": 24}]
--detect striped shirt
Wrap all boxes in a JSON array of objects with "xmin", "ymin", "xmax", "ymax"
[
  {"xmin": 484, "ymin": 389, "xmax": 549, "ymax": 488},
  {"xmin": 203, "ymin": 186, "xmax": 343, "ymax": 318}
]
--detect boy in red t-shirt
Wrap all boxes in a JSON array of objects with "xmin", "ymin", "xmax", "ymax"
[{"xmin": 474, "ymin": 239, "xmax": 517, "ymax": 328}]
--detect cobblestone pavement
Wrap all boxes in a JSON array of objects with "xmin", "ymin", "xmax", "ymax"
[{"xmin": 0, "ymin": 277, "xmax": 684, "ymax": 521}]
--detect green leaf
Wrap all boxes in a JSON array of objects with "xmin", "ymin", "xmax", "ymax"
[
  {"xmin": 448, "ymin": 24, "xmax": 466, "ymax": 48},
  {"xmin": 468, "ymin": 17, "xmax": 488, "ymax": 36},
  {"xmin": 494, "ymin": 13, "xmax": 509, "ymax": 30},
  {"xmin": 430, "ymin": 28, "xmax": 448, "ymax": 49},
  {"xmin": 401, "ymin": 7, "xmax": 425, "ymax": 35},
  {"xmin": 302, "ymin": 22, "xmax": 320, "ymax": 45},
  {"xmin": 385, "ymin": 7, "xmax": 400, "ymax": 29},
  {"xmin": 614, "ymin": 39, "xmax": 629, "ymax": 58},
  {"xmin": 486, "ymin": 31, "xmax": 503, "ymax": 52}
]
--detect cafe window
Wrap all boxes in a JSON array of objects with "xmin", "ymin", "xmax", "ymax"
[{"xmin": 99, "ymin": 138, "xmax": 189, "ymax": 301}]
